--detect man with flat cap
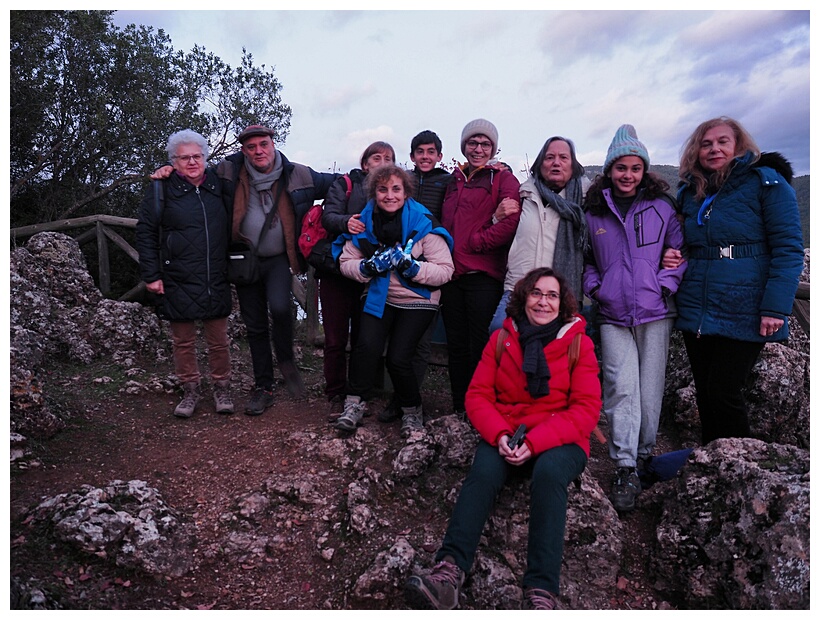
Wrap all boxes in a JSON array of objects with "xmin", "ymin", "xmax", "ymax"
[{"xmin": 219, "ymin": 125, "xmax": 339, "ymax": 414}]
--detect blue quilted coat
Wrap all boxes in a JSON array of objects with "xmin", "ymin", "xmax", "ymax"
[{"xmin": 675, "ymin": 151, "xmax": 803, "ymax": 342}]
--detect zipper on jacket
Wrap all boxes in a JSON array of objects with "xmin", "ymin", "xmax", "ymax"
[{"xmin": 196, "ymin": 186, "xmax": 212, "ymax": 297}]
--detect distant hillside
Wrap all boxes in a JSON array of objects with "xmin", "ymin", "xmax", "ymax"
[{"xmin": 583, "ymin": 165, "xmax": 809, "ymax": 248}]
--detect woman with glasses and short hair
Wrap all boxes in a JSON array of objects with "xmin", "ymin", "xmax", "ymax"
[
  {"xmin": 136, "ymin": 129, "xmax": 233, "ymax": 418},
  {"xmin": 440, "ymin": 118, "xmax": 521, "ymax": 416},
  {"xmin": 405, "ymin": 266, "xmax": 601, "ymax": 610}
]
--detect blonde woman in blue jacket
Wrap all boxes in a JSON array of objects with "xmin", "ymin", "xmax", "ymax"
[{"xmin": 674, "ymin": 117, "xmax": 803, "ymax": 445}]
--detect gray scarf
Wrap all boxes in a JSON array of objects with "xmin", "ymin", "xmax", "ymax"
[
  {"xmin": 534, "ymin": 176, "xmax": 588, "ymax": 302},
  {"xmin": 241, "ymin": 154, "xmax": 285, "ymax": 256}
]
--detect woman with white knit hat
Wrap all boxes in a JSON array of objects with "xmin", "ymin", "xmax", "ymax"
[{"xmin": 439, "ymin": 118, "xmax": 521, "ymax": 415}]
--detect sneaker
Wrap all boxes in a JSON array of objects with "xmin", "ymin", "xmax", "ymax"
[
  {"xmin": 174, "ymin": 382, "xmax": 201, "ymax": 418},
  {"xmin": 246, "ymin": 386, "xmax": 274, "ymax": 416},
  {"xmin": 610, "ymin": 467, "xmax": 642, "ymax": 512},
  {"xmin": 334, "ymin": 396, "xmax": 366, "ymax": 432},
  {"xmin": 400, "ymin": 405, "xmax": 424, "ymax": 437},
  {"xmin": 404, "ymin": 558, "xmax": 464, "ymax": 610},
  {"xmin": 522, "ymin": 587, "xmax": 559, "ymax": 610},
  {"xmin": 279, "ymin": 360, "xmax": 306, "ymax": 399},
  {"xmin": 377, "ymin": 396, "xmax": 402, "ymax": 423},
  {"xmin": 213, "ymin": 380, "xmax": 234, "ymax": 415}
]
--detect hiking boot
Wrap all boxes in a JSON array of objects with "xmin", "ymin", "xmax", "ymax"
[
  {"xmin": 610, "ymin": 466, "xmax": 642, "ymax": 512},
  {"xmin": 377, "ymin": 396, "xmax": 402, "ymax": 423},
  {"xmin": 334, "ymin": 396, "xmax": 366, "ymax": 432},
  {"xmin": 173, "ymin": 382, "xmax": 201, "ymax": 418},
  {"xmin": 279, "ymin": 360, "xmax": 306, "ymax": 399},
  {"xmin": 404, "ymin": 558, "xmax": 464, "ymax": 610},
  {"xmin": 213, "ymin": 380, "xmax": 234, "ymax": 415},
  {"xmin": 400, "ymin": 405, "xmax": 424, "ymax": 437},
  {"xmin": 327, "ymin": 394, "xmax": 345, "ymax": 422},
  {"xmin": 522, "ymin": 587, "xmax": 559, "ymax": 610},
  {"xmin": 246, "ymin": 386, "xmax": 274, "ymax": 416}
]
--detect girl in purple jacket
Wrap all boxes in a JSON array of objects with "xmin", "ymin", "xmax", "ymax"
[{"xmin": 582, "ymin": 125, "xmax": 686, "ymax": 513}]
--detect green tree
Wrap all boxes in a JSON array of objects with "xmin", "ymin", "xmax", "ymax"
[{"xmin": 10, "ymin": 10, "xmax": 292, "ymax": 227}]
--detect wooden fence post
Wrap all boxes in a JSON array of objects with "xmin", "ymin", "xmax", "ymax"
[{"xmin": 96, "ymin": 220, "xmax": 111, "ymax": 295}]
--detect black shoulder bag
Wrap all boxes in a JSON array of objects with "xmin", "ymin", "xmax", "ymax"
[{"xmin": 228, "ymin": 180, "xmax": 285, "ymax": 285}]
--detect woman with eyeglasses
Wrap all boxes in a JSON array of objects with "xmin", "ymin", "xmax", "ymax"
[
  {"xmin": 405, "ymin": 267, "xmax": 601, "ymax": 610},
  {"xmin": 582, "ymin": 125, "xmax": 686, "ymax": 513},
  {"xmin": 440, "ymin": 118, "xmax": 521, "ymax": 417},
  {"xmin": 136, "ymin": 129, "xmax": 233, "ymax": 418}
]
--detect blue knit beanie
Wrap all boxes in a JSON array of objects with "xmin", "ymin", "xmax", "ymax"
[{"xmin": 604, "ymin": 124, "xmax": 649, "ymax": 173}]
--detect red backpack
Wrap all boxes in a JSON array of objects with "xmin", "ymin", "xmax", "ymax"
[{"xmin": 299, "ymin": 174, "xmax": 351, "ymax": 259}]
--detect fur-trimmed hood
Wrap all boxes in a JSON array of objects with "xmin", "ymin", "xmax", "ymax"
[{"xmin": 756, "ymin": 151, "xmax": 794, "ymax": 185}]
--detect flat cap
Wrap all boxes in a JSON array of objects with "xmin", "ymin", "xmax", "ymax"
[{"xmin": 237, "ymin": 124, "xmax": 275, "ymax": 144}]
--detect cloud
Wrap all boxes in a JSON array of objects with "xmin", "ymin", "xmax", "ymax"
[
  {"xmin": 673, "ymin": 11, "xmax": 810, "ymax": 83},
  {"xmin": 311, "ymin": 82, "xmax": 378, "ymax": 116}
]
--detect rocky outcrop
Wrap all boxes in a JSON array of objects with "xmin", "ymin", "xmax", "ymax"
[
  {"xmin": 25, "ymin": 480, "xmax": 196, "ymax": 577},
  {"xmin": 649, "ymin": 438, "xmax": 810, "ymax": 609},
  {"xmin": 9, "ymin": 232, "xmax": 163, "ymax": 438},
  {"xmin": 336, "ymin": 417, "xmax": 625, "ymax": 609}
]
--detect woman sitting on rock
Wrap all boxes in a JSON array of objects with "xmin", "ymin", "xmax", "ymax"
[{"xmin": 404, "ymin": 267, "xmax": 601, "ymax": 609}]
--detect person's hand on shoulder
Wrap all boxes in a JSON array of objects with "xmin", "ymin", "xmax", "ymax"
[{"xmin": 150, "ymin": 165, "xmax": 174, "ymax": 180}]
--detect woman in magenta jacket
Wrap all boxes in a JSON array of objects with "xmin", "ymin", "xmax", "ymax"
[{"xmin": 405, "ymin": 267, "xmax": 601, "ymax": 610}]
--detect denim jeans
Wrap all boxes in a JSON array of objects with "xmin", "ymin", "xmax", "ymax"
[
  {"xmin": 437, "ymin": 440, "xmax": 587, "ymax": 593},
  {"xmin": 168, "ymin": 318, "xmax": 231, "ymax": 384},
  {"xmin": 234, "ymin": 253, "xmax": 295, "ymax": 390},
  {"xmin": 440, "ymin": 273, "xmax": 503, "ymax": 411}
]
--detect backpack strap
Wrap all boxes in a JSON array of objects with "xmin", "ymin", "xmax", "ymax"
[
  {"xmin": 494, "ymin": 327, "xmax": 509, "ymax": 364},
  {"xmin": 152, "ymin": 179, "xmax": 164, "ymax": 222},
  {"xmin": 567, "ymin": 332, "xmax": 606, "ymax": 445},
  {"xmin": 567, "ymin": 332, "xmax": 582, "ymax": 373},
  {"xmin": 343, "ymin": 173, "xmax": 352, "ymax": 198}
]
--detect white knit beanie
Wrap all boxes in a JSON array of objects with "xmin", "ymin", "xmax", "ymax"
[{"xmin": 460, "ymin": 119, "xmax": 499, "ymax": 157}]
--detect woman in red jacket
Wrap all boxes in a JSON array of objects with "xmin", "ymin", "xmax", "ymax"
[{"xmin": 405, "ymin": 267, "xmax": 601, "ymax": 610}]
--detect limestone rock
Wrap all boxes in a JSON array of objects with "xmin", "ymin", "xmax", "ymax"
[
  {"xmin": 351, "ymin": 537, "xmax": 416, "ymax": 601},
  {"xmin": 652, "ymin": 438, "xmax": 810, "ymax": 609},
  {"xmin": 28, "ymin": 480, "xmax": 196, "ymax": 577}
]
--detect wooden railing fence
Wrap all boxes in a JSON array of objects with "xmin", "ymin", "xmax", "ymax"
[{"xmin": 10, "ymin": 215, "xmax": 322, "ymax": 342}]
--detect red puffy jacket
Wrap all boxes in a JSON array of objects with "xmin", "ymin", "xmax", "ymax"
[{"xmin": 466, "ymin": 314, "xmax": 601, "ymax": 457}]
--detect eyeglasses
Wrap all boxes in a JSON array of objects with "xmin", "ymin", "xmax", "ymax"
[
  {"xmin": 529, "ymin": 290, "xmax": 560, "ymax": 301},
  {"xmin": 173, "ymin": 154, "xmax": 204, "ymax": 163},
  {"xmin": 466, "ymin": 140, "xmax": 493, "ymax": 151}
]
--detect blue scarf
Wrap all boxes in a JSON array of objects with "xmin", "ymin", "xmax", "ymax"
[{"xmin": 332, "ymin": 198, "xmax": 453, "ymax": 318}]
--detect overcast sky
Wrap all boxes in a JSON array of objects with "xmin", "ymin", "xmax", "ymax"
[{"xmin": 69, "ymin": 8, "xmax": 811, "ymax": 180}]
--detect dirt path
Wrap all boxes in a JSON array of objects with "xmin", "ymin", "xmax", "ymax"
[{"xmin": 11, "ymin": 346, "xmax": 676, "ymax": 610}]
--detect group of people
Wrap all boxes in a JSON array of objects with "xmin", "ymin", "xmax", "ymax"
[{"xmin": 136, "ymin": 115, "xmax": 803, "ymax": 610}]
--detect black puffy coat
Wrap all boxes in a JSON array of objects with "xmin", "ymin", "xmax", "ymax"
[
  {"xmin": 411, "ymin": 166, "xmax": 452, "ymax": 221},
  {"xmin": 136, "ymin": 169, "xmax": 232, "ymax": 321}
]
